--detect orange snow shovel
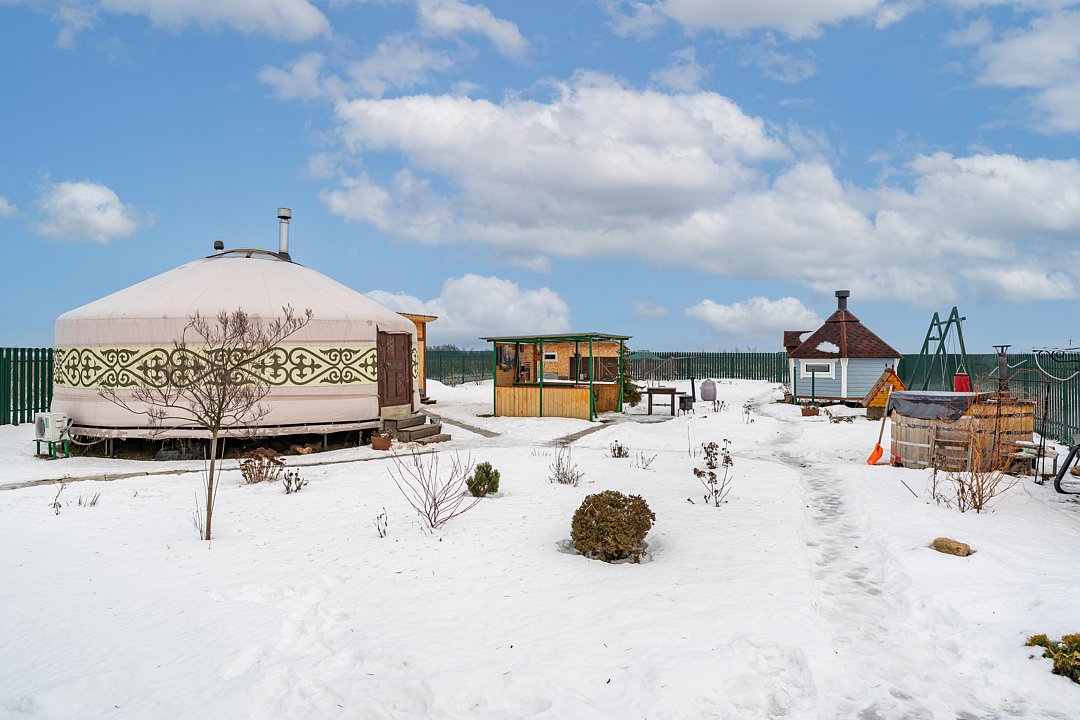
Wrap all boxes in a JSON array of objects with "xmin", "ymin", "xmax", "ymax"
[{"xmin": 866, "ymin": 387, "xmax": 892, "ymax": 465}]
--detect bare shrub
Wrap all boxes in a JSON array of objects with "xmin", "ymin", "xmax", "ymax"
[
  {"xmin": 691, "ymin": 439, "xmax": 733, "ymax": 507},
  {"xmin": 374, "ymin": 507, "xmax": 388, "ymax": 538},
  {"xmin": 240, "ymin": 447, "xmax": 286, "ymax": 485},
  {"xmin": 282, "ymin": 470, "xmax": 308, "ymax": 494},
  {"xmin": 50, "ymin": 480, "xmax": 67, "ymax": 516},
  {"xmin": 549, "ymin": 444, "xmax": 582, "ymax": 486},
  {"xmin": 78, "ymin": 493, "xmax": 101, "ymax": 507},
  {"xmin": 608, "ymin": 440, "xmax": 630, "ymax": 458},
  {"xmin": 390, "ymin": 448, "xmax": 478, "ymax": 529},
  {"xmin": 933, "ymin": 421, "xmax": 1019, "ymax": 513},
  {"xmin": 632, "ymin": 451, "xmax": 656, "ymax": 470}
]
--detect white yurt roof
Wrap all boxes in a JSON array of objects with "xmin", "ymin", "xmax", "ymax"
[{"xmin": 56, "ymin": 250, "xmax": 414, "ymax": 345}]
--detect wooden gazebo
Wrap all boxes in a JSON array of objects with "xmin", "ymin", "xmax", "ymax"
[{"xmin": 481, "ymin": 333, "xmax": 630, "ymax": 421}]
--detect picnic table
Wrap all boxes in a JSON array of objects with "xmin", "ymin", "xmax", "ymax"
[{"xmin": 647, "ymin": 386, "xmax": 677, "ymax": 416}]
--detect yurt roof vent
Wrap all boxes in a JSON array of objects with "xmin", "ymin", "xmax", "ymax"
[{"xmin": 278, "ymin": 207, "xmax": 292, "ymax": 260}]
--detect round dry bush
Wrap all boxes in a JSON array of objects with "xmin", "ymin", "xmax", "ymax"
[{"xmin": 571, "ymin": 490, "xmax": 655, "ymax": 563}]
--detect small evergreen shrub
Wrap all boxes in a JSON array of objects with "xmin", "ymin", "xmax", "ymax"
[
  {"xmin": 467, "ymin": 462, "xmax": 501, "ymax": 497},
  {"xmin": 571, "ymin": 490, "xmax": 655, "ymax": 563},
  {"xmin": 623, "ymin": 382, "xmax": 642, "ymax": 408},
  {"xmin": 240, "ymin": 447, "xmax": 285, "ymax": 485},
  {"xmin": 1027, "ymin": 633, "xmax": 1080, "ymax": 684}
]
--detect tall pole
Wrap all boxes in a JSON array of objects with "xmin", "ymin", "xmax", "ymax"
[
  {"xmin": 539, "ymin": 339, "xmax": 544, "ymax": 418},
  {"xmin": 618, "ymin": 340, "xmax": 624, "ymax": 413},
  {"xmin": 491, "ymin": 341, "xmax": 497, "ymax": 417},
  {"xmin": 589, "ymin": 338, "xmax": 595, "ymax": 420}
]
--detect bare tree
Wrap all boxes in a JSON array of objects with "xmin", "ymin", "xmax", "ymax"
[{"xmin": 102, "ymin": 306, "xmax": 312, "ymax": 540}]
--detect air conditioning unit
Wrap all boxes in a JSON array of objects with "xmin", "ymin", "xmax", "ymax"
[{"xmin": 34, "ymin": 412, "xmax": 69, "ymax": 442}]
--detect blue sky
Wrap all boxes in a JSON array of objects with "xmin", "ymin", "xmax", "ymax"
[{"xmin": 2, "ymin": 0, "xmax": 1079, "ymax": 353}]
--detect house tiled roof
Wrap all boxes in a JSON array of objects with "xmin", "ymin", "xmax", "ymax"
[
  {"xmin": 789, "ymin": 309, "xmax": 901, "ymax": 359},
  {"xmin": 784, "ymin": 330, "xmax": 809, "ymax": 349}
]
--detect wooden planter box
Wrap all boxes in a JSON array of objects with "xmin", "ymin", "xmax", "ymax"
[{"xmin": 801, "ymin": 406, "xmax": 820, "ymax": 417}]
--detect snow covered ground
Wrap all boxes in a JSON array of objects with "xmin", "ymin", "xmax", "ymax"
[{"xmin": 1, "ymin": 379, "xmax": 1079, "ymax": 719}]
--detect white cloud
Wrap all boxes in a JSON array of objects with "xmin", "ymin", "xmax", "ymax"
[
  {"xmin": 320, "ymin": 169, "xmax": 453, "ymax": 241},
  {"xmin": 632, "ymin": 300, "xmax": 668, "ymax": 318},
  {"xmin": 347, "ymin": 35, "xmax": 455, "ymax": 97},
  {"xmin": 261, "ymin": 38, "xmax": 454, "ymax": 101},
  {"xmin": 100, "ymin": 0, "xmax": 329, "ymax": 41},
  {"xmin": 317, "ymin": 73, "xmax": 1080, "ymax": 306},
  {"xmin": 367, "ymin": 274, "xmax": 570, "ymax": 346},
  {"xmin": 961, "ymin": 265, "xmax": 1078, "ymax": 301},
  {"xmin": 53, "ymin": 2, "xmax": 97, "ymax": 48},
  {"xmin": 417, "ymin": 0, "xmax": 528, "ymax": 58},
  {"xmin": 686, "ymin": 297, "xmax": 823, "ymax": 342},
  {"xmin": 20, "ymin": 0, "xmax": 330, "ymax": 44},
  {"xmin": 969, "ymin": 9, "xmax": 1080, "ymax": 132},
  {"xmin": 0, "ymin": 196, "xmax": 16, "ymax": 217},
  {"xmin": 651, "ymin": 47, "xmax": 707, "ymax": 91},
  {"xmin": 33, "ymin": 180, "xmax": 149, "ymax": 244},
  {"xmin": 259, "ymin": 53, "xmax": 338, "ymax": 100},
  {"xmin": 614, "ymin": 0, "xmax": 890, "ymax": 39},
  {"xmin": 739, "ymin": 35, "xmax": 817, "ymax": 83}
]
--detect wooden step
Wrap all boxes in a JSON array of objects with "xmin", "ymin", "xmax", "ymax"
[
  {"xmin": 383, "ymin": 415, "xmax": 427, "ymax": 431},
  {"xmin": 397, "ymin": 423, "xmax": 442, "ymax": 441},
  {"xmin": 415, "ymin": 433, "xmax": 452, "ymax": 445}
]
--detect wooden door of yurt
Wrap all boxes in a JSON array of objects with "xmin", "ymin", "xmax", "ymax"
[{"xmin": 378, "ymin": 331, "xmax": 413, "ymax": 408}]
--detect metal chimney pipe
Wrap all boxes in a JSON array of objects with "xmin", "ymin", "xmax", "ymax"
[
  {"xmin": 278, "ymin": 208, "xmax": 292, "ymax": 257},
  {"xmin": 213, "ymin": 240, "xmax": 225, "ymax": 254},
  {"xmin": 994, "ymin": 344, "xmax": 1011, "ymax": 395},
  {"xmin": 835, "ymin": 290, "xmax": 850, "ymax": 311}
]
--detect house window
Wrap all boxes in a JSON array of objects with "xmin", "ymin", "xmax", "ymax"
[
  {"xmin": 800, "ymin": 360, "xmax": 835, "ymax": 379},
  {"xmin": 543, "ymin": 352, "xmax": 558, "ymax": 362}
]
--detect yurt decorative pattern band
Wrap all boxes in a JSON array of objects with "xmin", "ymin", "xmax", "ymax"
[{"xmin": 54, "ymin": 345, "xmax": 379, "ymax": 389}]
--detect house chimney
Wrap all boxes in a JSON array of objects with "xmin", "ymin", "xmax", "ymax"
[
  {"xmin": 836, "ymin": 290, "xmax": 850, "ymax": 311},
  {"xmin": 278, "ymin": 208, "xmax": 292, "ymax": 258},
  {"xmin": 213, "ymin": 240, "xmax": 225, "ymax": 254}
]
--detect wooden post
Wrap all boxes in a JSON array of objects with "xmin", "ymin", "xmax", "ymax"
[
  {"xmin": 589, "ymin": 337, "xmax": 595, "ymax": 420},
  {"xmin": 618, "ymin": 339, "xmax": 624, "ymax": 413},
  {"xmin": 491, "ymin": 341, "xmax": 497, "ymax": 417},
  {"xmin": 539, "ymin": 339, "xmax": 544, "ymax": 418}
]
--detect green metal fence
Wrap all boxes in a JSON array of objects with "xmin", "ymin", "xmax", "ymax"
[
  {"xmin": 424, "ymin": 349, "xmax": 788, "ymax": 385},
  {"xmin": 631, "ymin": 351, "xmax": 787, "ymax": 382},
  {"xmin": 426, "ymin": 350, "xmax": 494, "ymax": 385},
  {"xmin": 897, "ymin": 352, "xmax": 1080, "ymax": 445},
  {"xmin": 7, "ymin": 346, "xmax": 1079, "ymax": 444},
  {"xmin": 1, "ymin": 348, "xmax": 54, "ymax": 426}
]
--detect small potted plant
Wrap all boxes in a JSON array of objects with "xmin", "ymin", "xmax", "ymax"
[
  {"xmin": 370, "ymin": 432, "xmax": 392, "ymax": 451},
  {"xmin": 801, "ymin": 405, "xmax": 819, "ymax": 417}
]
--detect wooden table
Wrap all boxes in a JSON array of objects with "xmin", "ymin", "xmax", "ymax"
[{"xmin": 647, "ymin": 386, "xmax": 677, "ymax": 415}]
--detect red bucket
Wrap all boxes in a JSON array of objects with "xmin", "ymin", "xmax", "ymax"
[{"xmin": 953, "ymin": 372, "xmax": 971, "ymax": 392}]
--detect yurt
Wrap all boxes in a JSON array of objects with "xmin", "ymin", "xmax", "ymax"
[{"xmin": 52, "ymin": 210, "xmax": 420, "ymax": 439}]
